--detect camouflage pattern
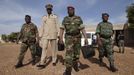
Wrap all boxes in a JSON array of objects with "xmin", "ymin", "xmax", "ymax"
[
  {"xmin": 96, "ymin": 22, "xmax": 113, "ymax": 38},
  {"xmin": 62, "ymin": 16, "xmax": 84, "ymax": 68},
  {"xmin": 96, "ymin": 22, "xmax": 114, "ymax": 66},
  {"xmin": 118, "ymin": 40, "xmax": 125, "ymax": 53},
  {"xmin": 118, "ymin": 34, "xmax": 125, "ymax": 53},
  {"xmin": 17, "ymin": 23, "xmax": 38, "ymax": 62}
]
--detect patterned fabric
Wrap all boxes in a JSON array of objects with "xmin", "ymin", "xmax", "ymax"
[
  {"xmin": 17, "ymin": 22, "xmax": 38, "ymax": 62},
  {"xmin": 18, "ymin": 23, "xmax": 38, "ymax": 43},
  {"xmin": 62, "ymin": 15, "xmax": 84, "ymax": 68},
  {"xmin": 96, "ymin": 21, "xmax": 115, "ymax": 66},
  {"xmin": 96, "ymin": 22, "xmax": 113, "ymax": 38}
]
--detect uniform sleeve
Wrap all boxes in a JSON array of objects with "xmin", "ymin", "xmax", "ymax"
[
  {"xmin": 33, "ymin": 24, "xmax": 38, "ymax": 33},
  {"xmin": 17, "ymin": 24, "xmax": 24, "ymax": 40},
  {"xmin": 39, "ymin": 16, "xmax": 45, "ymax": 37},
  {"xmin": 60, "ymin": 17, "xmax": 66, "ymax": 29},
  {"xmin": 111, "ymin": 23, "xmax": 113, "ymax": 30},
  {"xmin": 78, "ymin": 17, "xmax": 85, "ymax": 30},
  {"xmin": 34, "ymin": 25, "xmax": 39, "ymax": 38},
  {"xmin": 96, "ymin": 23, "xmax": 101, "ymax": 34},
  {"xmin": 111, "ymin": 23, "xmax": 114, "ymax": 35},
  {"xmin": 55, "ymin": 15, "xmax": 60, "ymax": 33}
]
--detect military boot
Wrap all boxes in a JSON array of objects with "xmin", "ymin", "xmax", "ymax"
[
  {"xmin": 109, "ymin": 62, "xmax": 118, "ymax": 72},
  {"xmin": 15, "ymin": 61, "xmax": 23, "ymax": 68},
  {"xmin": 73, "ymin": 61, "xmax": 79, "ymax": 72},
  {"xmin": 32, "ymin": 55, "xmax": 36, "ymax": 65},
  {"xmin": 99, "ymin": 58, "xmax": 105, "ymax": 67},
  {"xmin": 99, "ymin": 58, "xmax": 103, "ymax": 63},
  {"xmin": 63, "ymin": 67, "xmax": 72, "ymax": 75},
  {"xmin": 32, "ymin": 56, "xmax": 36, "ymax": 65},
  {"xmin": 110, "ymin": 65, "xmax": 118, "ymax": 72}
]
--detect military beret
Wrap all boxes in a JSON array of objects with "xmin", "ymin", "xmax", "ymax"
[
  {"xmin": 45, "ymin": 4, "xmax": 53, "ymax": 9},
  {"xmin": 25, "ymin": 15, "xmax": 31, "ymax": 18},
  {"xmin": 67, "ymin": 6, "xmax": 75, "ymax": 10},
  {"xmin": 102, "ymin": 13, "xmax": 109, "ymax": 17}
]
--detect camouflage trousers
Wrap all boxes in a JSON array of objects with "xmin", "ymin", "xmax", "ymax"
[
  {"xmin": 65, "ymin": 36, "xmax": 81, "ymax": 68},
  {"xmin": 118, "ymin": 40, "xmax": 125, "ymax": 53},
  {"xmin": 18, "ymin": 42, "xmax": 36, "ymax": 62},
  {"xmin": 98, "ymin": 38, "xmax": 115, "ymax": 66}
]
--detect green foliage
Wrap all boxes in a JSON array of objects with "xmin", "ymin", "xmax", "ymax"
[
  {"xmin": 1, "ymin": 34, "xmax": 7, "ymax": 42},
  {"xmin": 7, "ymin": 32, "xmax": 19, "ymax": 42},
  {"xmin": 1, "ymin": 32, "xmax": 19, "ymax": 43}
]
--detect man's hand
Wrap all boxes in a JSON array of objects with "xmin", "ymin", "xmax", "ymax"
[
  {"xmin": 97, "ymin": 38, "xmax": 102, "ymax": 47},
  {"xmin": 59, "ymin": 37, "xmax": 64, "ymax": 44}
]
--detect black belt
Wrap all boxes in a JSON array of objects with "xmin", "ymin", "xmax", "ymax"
[
  {"xmin": 66, "ymin": 33, "xmax": 80, "ymax": 36},
  {"xmin": 22, "ymin": 40, "xmax": 36, "ymax": 44},
  {"xmin": 100, "ymin": 35, "xmax": 111, "ymax": 39}
]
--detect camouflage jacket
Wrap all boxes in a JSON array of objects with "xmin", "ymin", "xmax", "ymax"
[
  {"xmin": 61, "ymin": 15, "xmax": 84, "ymax": 37},
  {"xmin": 96, "ymin": 21, "xmax": 113, "ymax": 38},
  {"xmin": 18, "ymin": 23, "xmax": 39, "ymax": 43}
]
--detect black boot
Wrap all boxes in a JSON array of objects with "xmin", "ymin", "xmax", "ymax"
[
  {"xmin": 31, "ymin": 56, "xmax": 36, "ymax": 65},
  {"xmin": 63, "ymin": 67, "xmax": 72, "ymax": 75},
  {"xmin": 73, "ymin": 61, "xmax": 79, "ymax": 72},
  {"xmin": 110, "ymin": 65, "xmax": 118, "ymax": 72},
  {"xmin": 99, "ymin": 58, "xmax": 105, "ymax": 67},
  {"xmin": 109, "ymin": 62, "xmax": 118, "ymax": 72},
  {"xmin": 31, "ymin": 58, "xmax": 36, "ymax": 65},
  {"xmin": 15, "ymin": 61, "xmax": 23, "ymax": 68},
  {"xmin": 99, "ymin": 58, "xmax": 103, "ymax": 63},
  {"xmin": 37, "ymin": 64, "xmax": 45, "ymax": 70}
]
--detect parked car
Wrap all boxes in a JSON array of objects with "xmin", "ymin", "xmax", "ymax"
[{"xmin": 81, "ymin": 32, "xmax": 96, "ymax": 46}]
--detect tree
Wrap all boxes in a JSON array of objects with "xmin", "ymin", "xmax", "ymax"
[
  {"xmin": 126, "ymin": 3, "xmax": 134, "ymax": 28},
  {"xmin": 1, "ymin": 34, "xmax": 7, "ymax": 42},
  {"xmin": 7, "ymin": 32, "xmax": 19, "ymax": 42}
]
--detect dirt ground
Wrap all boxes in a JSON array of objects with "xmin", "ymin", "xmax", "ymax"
[{"xmin": 0, "ymin": 43, "xmax": 134, "ymax": 75}]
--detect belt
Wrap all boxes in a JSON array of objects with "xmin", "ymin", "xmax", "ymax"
[
  {"xmin": 100, "ymin": 35, "xmax": 111, "ymax": 39},
  {"xmin": 66, "ymin": 33, "xmax": 80, "ymax": 36}
]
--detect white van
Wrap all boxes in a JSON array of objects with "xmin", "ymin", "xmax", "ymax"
[{"xmin": 81, "ymin": 32, "xmax": 96, "ymax": 46}]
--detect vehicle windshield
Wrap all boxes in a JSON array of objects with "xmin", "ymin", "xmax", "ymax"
[
  {"xmin": 87, "ymin": 33, "xmax": 91, "ymax": 38},
  {"xmin": 82, "ymin": 33, "xmax": 91, "ymax": 38}
]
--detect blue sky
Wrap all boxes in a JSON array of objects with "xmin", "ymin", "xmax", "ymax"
[{"xmin": 0, "ymin": 0, "xmax": 133, "ymax": 34}]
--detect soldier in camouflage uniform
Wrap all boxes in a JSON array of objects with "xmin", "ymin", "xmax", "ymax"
[
  {"xmin": 96, "ymin": 13, "xmax": 118, "ymax": 72},
  {"xmin": 59, "ymin": 6, "xmax": 88, "ymax": 75},
  {"xmin": 15, "ymin": 15, "xmax": 39, "ymax": 68},
  {"xmin": 117, "ymin": 31, "xmax": 125, "ymax": 53}
]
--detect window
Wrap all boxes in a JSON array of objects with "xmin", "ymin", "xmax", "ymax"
[{"xmin": 87, "ymin": 33, "xmax": 91, "ymax": 38}]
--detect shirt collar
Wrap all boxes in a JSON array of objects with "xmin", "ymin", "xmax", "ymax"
[{"xmin": 47, "ymin": 14, "xmax": 53, "ymax": 17}]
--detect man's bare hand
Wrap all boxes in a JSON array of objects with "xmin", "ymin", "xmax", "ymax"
[
  {"xmin": 59, "ymin": 38, "xmax": 64, "ymax": 44},
  {"xmin": 97, "ymin": 38, "xmax": 102, "ymax": 47}
]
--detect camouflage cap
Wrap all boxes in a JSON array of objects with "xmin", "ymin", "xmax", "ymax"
[
  {"xmin": 102, "ymin": 13, "xmax": 109, "ymax": 17},
  {"xmin": 45, "ymin": 4, "xmax": 53, "ymax": 9},
  {"xmin": 67, "ymin": 6, "xmax": 75, "ymax": 10}
]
